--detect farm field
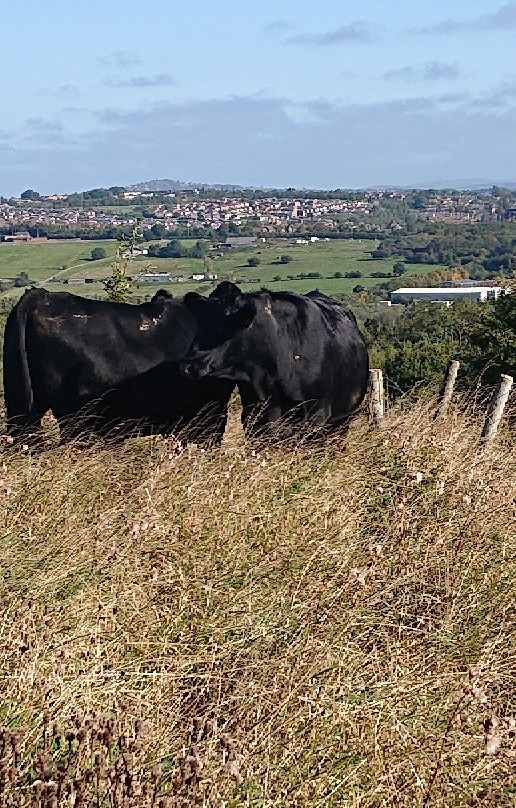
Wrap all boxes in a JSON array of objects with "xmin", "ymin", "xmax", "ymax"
[
  {"xmin": 0, "ymin": 239, "xmax": 118, "ymax": 283},
  {"xmin": 0, "ymin": 238, "xmax": 445, "ymax": 302},
  {"xmin": 0, "ymin": 396, "xmax": 513, "ymax": 806},
  {"xmin": 128, "ymin": 238, "xmax": 445, "ymax": 297}
]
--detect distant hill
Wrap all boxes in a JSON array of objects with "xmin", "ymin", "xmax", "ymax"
[
  {"xmin": 127, "ymin": 179, "xmax": 250, "ymax": 192},
  {"xmin": 128, "ymin": 178, "xmax": 516, "ymax": 194},
  {"xmin": 410, "ymin": 179, "xmax": 516, "ymax": 191}
]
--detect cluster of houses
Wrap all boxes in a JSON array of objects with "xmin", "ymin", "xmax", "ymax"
[
  {"xmin": 144, "ymin": 196, "xmax": 374, "ymax": 232},
  {"xmin": 1, "ymin": 188, "xmax": 513, "ymax": 240},
  {"xmin": 0, "ymin": 202, "xmax": 141, "ymax": 236},
  {"xmin": 415, "ymin": 193, "xmax": 502, "ymax": 223}
]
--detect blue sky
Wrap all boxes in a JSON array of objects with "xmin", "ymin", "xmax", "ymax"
[{"xmin": 1, "ymin": 0, "xmax": 515, "ymax": 194}]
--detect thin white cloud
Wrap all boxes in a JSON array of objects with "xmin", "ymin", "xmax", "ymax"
[
  {"xmin": 384, "ymin": 66, "xmax": 417, "ymax": 81},
  {"xmin": 288, "ymin": 21, "xmax": 378, "ymax": 45},
  {"xmin": 466, "ymin": 78, "xmax": 516, "ymax": 110},
  {"xmin": 414, "ymin": 1, "xmax": 516, "ymax": 34},
  {"xmin": 264, "ymin": 19, "xmax": 294, "ymax": 35},
  {"xmin": 99, "ymin": 50, "xmax": 141, "ymax": 69},
  {"xmin": 423, "ymin": 62, "xmax": 460, "ymax": 80},
  {"xmin": 26, "ymin": 117, "xmax": 64, "ymax": 133},
  {"xmin": 106, "ymin": 74, "xmax": 176, "ymax": 89},
  {"xmin": 42, "ymin": 84, "xmax": 81, "ymax": 98},
  {"xmin": 384, "ymin": 62, "xmax": 460, "ymax": 82}
]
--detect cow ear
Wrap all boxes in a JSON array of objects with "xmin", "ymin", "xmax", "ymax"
[
  {"xmin": 151, "ymin": 289, "xmax": 173, "ymax": 302},
  {"xmin": 184, "ymin": 291, "xmax": 206, "ymax": 310},
  {"xmin": 209, "ymin": 281, "xmax": 242, "ymax": 305}
]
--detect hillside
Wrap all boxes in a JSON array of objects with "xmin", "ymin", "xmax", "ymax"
[
  {"xmin": 0, "ymin": 238, "xmax": 444, "ymax": 304},
  {"xmin": 128, "ymin": 179, "xmax": 248, "ymax": 192},
  {"xmin": 0, "ymin": 397, "xmax": 514, "ymax": 806}
]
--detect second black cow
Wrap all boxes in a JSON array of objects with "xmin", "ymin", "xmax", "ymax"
[{"xmin": 181, "ymin": 282, "xmax": 369, "ymax": 438}]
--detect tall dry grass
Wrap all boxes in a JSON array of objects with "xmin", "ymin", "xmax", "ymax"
[{"xmin": 0, "ymin": 398, "xmax": 514, "ymax": 806}]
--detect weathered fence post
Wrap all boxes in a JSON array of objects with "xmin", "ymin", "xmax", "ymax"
[
  {"xmin": 369, "ymin": 368, "xmax": 385, "ymax": 426},
  {"xmin": 434, "ymin": 360, "xmax": 460, "ymax": 422},
  {"xmin": 479, "ymin": 374, "xmax": 513, "ymax": 446}
]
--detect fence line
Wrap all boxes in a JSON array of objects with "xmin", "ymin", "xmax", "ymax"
[{"xmin": 369, "ymin": 362, "xmax": 513, "ymax": 446}]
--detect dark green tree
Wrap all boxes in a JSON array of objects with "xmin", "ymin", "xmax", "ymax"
[
  {"xmin": 13, "ymin": 271, "xmax": 32, "ymax": 288},
  {"xmin": 247, "ymin": 257, "xmax": 260, "ymax": 267},
  {"xmin": 150, "ymin": 223, "xmax": 166, "ymax": 239},
  {"xmin": 462, "ymin": 294, "xmax": 516, "ymax": 386},
  {"xmin": 91, "ymin": 247, "xmax": 107, "ymax": 261},
  {"xmin": 20, "ymin": 189, "xmax": 40, "ymax": 200}
]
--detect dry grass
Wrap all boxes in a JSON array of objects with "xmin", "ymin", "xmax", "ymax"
[{"xmin": 0, "ymin": 398, "xmax": 514, "ymax": 806}]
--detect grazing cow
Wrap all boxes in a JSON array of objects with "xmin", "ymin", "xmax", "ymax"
[
  {"xmin": 2, "ymin": 288, "xmax": 234, "ymax": 443},
  {"xmin": 181, "ymin": 282, "xmax": 369, "ymax": 438}
]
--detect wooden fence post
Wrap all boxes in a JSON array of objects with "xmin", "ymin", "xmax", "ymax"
[
  {"xmin": 369, "ymin": 368, "xmax": 385, "ymax": 426},
  {"xmin": 480, "ymin": 374, "xmax": 513, "ymax": 446},
  {"xmin": 434, "ymin": 360, "xmax": 460, "ymax": 422}
]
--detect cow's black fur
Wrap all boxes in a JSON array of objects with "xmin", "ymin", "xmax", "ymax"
[
  {"xmin": 3, "ymin": 288, "xmax": 234, "ymax": 443},
  {"xmin": 181, "ymin": 282, "xmax": 369, "ymax": 438}
]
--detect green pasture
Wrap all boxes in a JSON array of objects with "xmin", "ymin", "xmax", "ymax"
[
  {"xmin": 0, "ymin": 239, "xmax": 118, "ymax": 282},
  {"xmin": 0, "ymin": 237, "xmax": 444, "ymax": 301},
  {"xmin": 125, "ymin": 238, "xmax": 443, "ymax": 297}
]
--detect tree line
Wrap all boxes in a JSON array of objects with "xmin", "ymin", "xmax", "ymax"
[
  {"xmin": 371, "ymin": 222, "xmax": 515, "ymax": 279},
  {"xmin": 363, "ymin": 294, "xmax": 515, "ymax": 396}
]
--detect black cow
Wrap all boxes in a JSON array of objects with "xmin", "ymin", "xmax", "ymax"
[
  {"xmin": 3, "ymin": 287, "xmax": 234, "ymax": 444},
  {"xmin": 181, "ymin": 282, "xmax": 369, "ymax": 438}
]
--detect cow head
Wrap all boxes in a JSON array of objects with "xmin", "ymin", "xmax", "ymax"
[{"xmin": 181, "ymin": 282, "xmax": 256, "ymax": 379}]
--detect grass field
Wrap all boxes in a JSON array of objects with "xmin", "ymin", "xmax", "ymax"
[
  {"xmin": 0, "ymin": 395, "xmax": 514, "ymax": 806},
  {"xmin": 0, "ymin": 240, "xmax": 118, "ymax": 283},
  {"xmin": 0, "ymin": 238, "xmax": 445, "ymax": 302}
]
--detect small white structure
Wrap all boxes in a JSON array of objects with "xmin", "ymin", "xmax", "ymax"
[
  {"xmin": 191, "ymin": 273, "xmax": 219, "ymax": 281},
  {"xmin": 135, "ymin": 272, "xmax": 173, "ymax": 283},
  {"xmin": 391, "ymin": 286, "xmax": 506, "ymax": 304}
]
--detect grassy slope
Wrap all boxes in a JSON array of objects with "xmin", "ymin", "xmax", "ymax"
[
  {"xmin": 0, "ymin": 239, "xmax": 443, "ymax": 302},
  {"xmin": 0, "ymin": 240, "xmax": 118, "ymax": 281},
  {"xmin": 0, "ymin": 399, "xmax": 514, "ymax": 806}
]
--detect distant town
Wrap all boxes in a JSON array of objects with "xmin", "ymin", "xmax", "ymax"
[{"xmin": 1, "ymin": 183, "xmax": 515, "ymax": 243}]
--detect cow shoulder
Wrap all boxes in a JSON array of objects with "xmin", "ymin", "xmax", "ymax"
[{"xmin": 305, "ymin": 292, "xmax": 359, "ymax": 329}]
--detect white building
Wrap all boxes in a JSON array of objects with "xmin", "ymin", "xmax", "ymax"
[
  {"xmin": 391, "ymin": 286, "xmax": 507, "ymax": 304},
  {"xmin": 135, "ymin": 272, "xmax": 173, "ymax": 283}
]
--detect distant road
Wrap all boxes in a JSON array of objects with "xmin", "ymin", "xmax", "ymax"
[{"xmin": 37, "ymin": 262, "xmax": 86, "ymax": 286}]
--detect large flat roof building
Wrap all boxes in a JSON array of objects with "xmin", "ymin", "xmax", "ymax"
[{"xmin": 391, "ymin": 286, "xmax": 508, "ymax": 304}]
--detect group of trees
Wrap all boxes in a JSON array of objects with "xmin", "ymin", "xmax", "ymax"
[
  {"xmin": 146, "ymin": 239, "xmax": 207, "ymax": 259},
  {"xmin": 0, "ymin": 271, "xmax": 34, "ymax": 293},
  {"xmin": 371, "ymin": 222, "xmax": 515, "ymax": 279},
  {"xmin": 363, "ymin": 294, "xmax": 515, "ymax": 395}
]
